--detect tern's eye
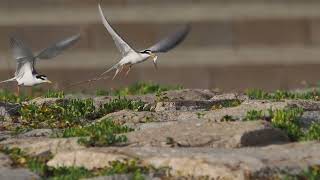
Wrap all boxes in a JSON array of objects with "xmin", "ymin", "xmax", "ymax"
[{"xmin": 36, "ymin": 75, "xmax": 46, "ymax": 80}]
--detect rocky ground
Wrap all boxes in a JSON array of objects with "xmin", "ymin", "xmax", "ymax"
[{"xmin": 0, "ymin": 88, "xmax": 320, "ymax": 179}]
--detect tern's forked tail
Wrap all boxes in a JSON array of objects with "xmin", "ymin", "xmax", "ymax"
[
  {"xmin": 0, "ymin": 77, "xmax": 16, "ymax": 84},
  {"xmin": 100, "ymin": 63, "xmax": 120, "ymax": 76}
]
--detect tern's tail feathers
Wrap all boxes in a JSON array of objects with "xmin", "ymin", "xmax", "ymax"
[
  {"xmin": 100, "ymin": 63, "xmax": 119, "ymax": 76},
  {"xmin": 0, "ymin": 77, "xmax": 16, "ymax": 84}
]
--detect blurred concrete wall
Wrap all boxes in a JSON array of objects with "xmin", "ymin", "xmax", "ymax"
[{"xmin": 0, "ymin": 0, "xmax": 320, "ymax": 91}]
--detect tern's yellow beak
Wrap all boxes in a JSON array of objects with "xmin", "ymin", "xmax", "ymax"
[
  {"xmin": 46, "ymin": 80, "xmax": 52, "ymax": 84},
  {"xmin": 150, "ymin": 53, "xmax": 158, "ymax": 61}
]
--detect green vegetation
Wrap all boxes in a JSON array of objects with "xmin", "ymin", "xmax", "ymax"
[
  {"xmin": 303, "ymin": 123, "xmax": 320, "ymax": 141},
  {"xmin": 99, "ymin": 97, "xmax": 145, "ymax": 114},
  {"xmin": 101, "ymin": 160, "xmax": 169, "ymax": 178},
  {"xmin": 244, "ymin": 107, "xmax": 320, "ymax": 142},
  {"xmin": 19, "ymin": 99, "xmax": 96, "ymax": 129},
  {"xmin": 113, "ymin": 81, "xmax": 182, "ymax": 96},
  {"xmin": 244, "ymin": 110, "xmax": 264, "ymax": 121},
  {"xmin": 96, "ymin": 89, "xmax": 109, "ymax": 96},
  {"xmin": 0, "ymin": 89, "xmax": 30, "ymax": 103},
  {"xmin": 0, "ymin": 89, "xmax": 65, "ymax": 104},
  {"xmin": 246, "ymin": 89, "xmax": 320, "ymax": 101},
  {"xmin": 270, "ymin": 108, "xmax": 304, "ymax": 141},
  {"xmin": 0, "ymin": 146, "xmax": 168, "ymax": 180},
  {"xmin": 58, "ymin": 118, "xmax": 133, "ymax": 147},
  {"xmin": 44, "ymin": 90, "xmax": 65, "ymax": 98},
  {"xmin": 95, "ymin": 81, "xmax": 183, "ymax": 97},
  {"xmin": 196, "ymin": 112, "xmax": 206, "ymax": 119},
  {"xmin": 220, "ymin": 115, "xmax": 237, "ymax": 122},
  {"xmin": 14, "ymin": 97, "xmax": 144, "ymax": 132},
  {"xmin": 211, "ymin": 99, "xmax": 242, "ymax": 110},
  {"xmin": 284, "ymin": 166, "xmax": 320, "ymax": 180}
]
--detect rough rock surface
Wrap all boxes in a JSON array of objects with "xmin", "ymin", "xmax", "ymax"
[
  {"xmin": 0, "ymin": 168, "xmax": 40, "ymax": 180},
  {"xmin": 102, "ymin": 100, "xmax": 287, "ymax": 130},
  {"xmin": 125, "ymin": 120, "xmax": 289, "ymax": 148},
  {"xmin": 47, "ymin": 142, "xmax": 320, "ymax": 179},
  {"xmin": 0, "ymin": 153, "xmax": 39, "ymax": 180},
  {"xmin": 18, "ymin": 129, "xmax": 54, "ymax": 138},
  {"xmin": 86, "ymin": 174, "xmax": 160, "ymax": 180},
  {"xmin": 2, "ymin": 89, "xmax": 320, "ymax": 179},
  {"xmin": 27, "ymin": 98, "xmax": 66, "ymax": 106},
  {"xmin": 0, "ymin": 137, "xmax": 83, "ymax": 156},
  {"xmin": 0, "ymin": 153, "xmax": 11, "ymax": 167},
  {"xmin": 0, "ymin": 102, "xmax": 20, "ymax": 120}
]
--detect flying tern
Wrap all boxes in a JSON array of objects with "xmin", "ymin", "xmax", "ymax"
[
  {"xmin": 0, "ymin": 34, "xmax": 80, "ymax": 94},
  {"xmin": 98, "ymin": 2, "xmax": 191, "ymax": 79}
]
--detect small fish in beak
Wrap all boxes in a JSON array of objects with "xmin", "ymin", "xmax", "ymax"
[{"xmin": 151, "ymin": 53, "xmax": 158, "ymax": 70}]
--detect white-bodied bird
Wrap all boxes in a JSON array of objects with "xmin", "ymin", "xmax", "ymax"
[
  {"xmin": 98, "ymin": 2, "xmax": 191, "ymax": 79},
  {"xmin": 0, "ymin": 34, "xmax": 80, "ymax": 94}
]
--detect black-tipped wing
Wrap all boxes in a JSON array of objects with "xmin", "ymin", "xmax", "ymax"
[
  {"xmin": 36, "ymin": 33, "xmax": 80, "ymax": 60},
  {"xmin": 147, "ymin": 25, "xmax": 191, "ymax": 53},
  {"xmin": 10, "ymin": 37, "xmax": 35, "ymax": 77}
]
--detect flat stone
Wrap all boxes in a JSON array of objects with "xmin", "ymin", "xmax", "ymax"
[
  {"xmin": 93, "ymin": 89, "xmax": 218, "ymax": 107},
  {"xmin": 47, "ymin": 142, "xmax": 320, "ymax": 179},
  {"xmin": 18, "ymin": 129, "xmax": 54, "ymax": 138},
  {"xmin": 0, "ymin": 168, "xmax": 40, "ymax": 180},
  {"xmin": 0, "ymin": 137, "xmax": 83, "ymax": 156},
  {"xmin": 47, "ymin": 148, "xmax": 130, "ymax": 170},
  {"xmin": 124, "ymin": 120, "xmax": 289, "ymax": 148},
  {"xmin": 104, "ymin": 100, "xmax": 287, "ymax": 126},
  {"xmin": 27, "ymin": 98, "xmax": 67, "ymax": 106},
  {"xmin": 0, "ymin": 153, "xmax": 11, "ymax": 167},
  {"xmin": 0, "ymin": 102, "xmax": 20, "ymax": 120},
  {"xmin": 0, "ymin": 131, "xmax": 11, "ymax": 142},
  {"xmin": 287, "ymin": 100, "xmax": 320, "ymax": 111},
  {"xmin": 86, "ymin": 174, "xmax": 161, "ymax": 180}
]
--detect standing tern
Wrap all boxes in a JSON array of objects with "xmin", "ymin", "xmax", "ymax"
[
  {"xmin": 0, "ymin": 34, "xmax": 80, "ymax": 94},
  {"xmin": 98, "ymin": 2, "xmax": 191, "ymax": 79}
]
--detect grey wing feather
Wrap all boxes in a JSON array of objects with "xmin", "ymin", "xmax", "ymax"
[
  {"xmin": 98, "ymin": 3, "xmax": 135, "ymax": 57},
  {"xmin": 36, "ymin": 33, "xmax": 81, "ymax": 60},
  {"xmin": 10, "ymin": 36, "xmax": 34, "ymax": 61},
  {"xmin": 9, "ymin": 37, "xmax": 35, "ymax": 76},
  {"xmin": 147, "ymin": 25, "xmax": 191, "ymax": 53}
]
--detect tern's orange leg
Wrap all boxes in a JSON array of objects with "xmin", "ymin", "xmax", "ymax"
[
  {"xmin": 29, "ymin": 87, "xmax": 33, "ymax": 97},
  {"xmin": 16, "ymin": 85, "xmax": 20, "ymax": 97},
  {"xmin": 125, "ymin": 66, "xmax": 132, "ymax": 76}
]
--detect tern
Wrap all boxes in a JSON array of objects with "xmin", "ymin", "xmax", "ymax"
[
  {"xmin": 0, "ymin": 34, "xmax": 80, "ymax": 94},
  {"xmin": 98, "ymin": 2, "xmax": 191, "ymax": 79}
]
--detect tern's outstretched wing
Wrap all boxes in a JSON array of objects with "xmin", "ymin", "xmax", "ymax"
[
  {"xmin": 98, "ymin": 3, "xmax": 135, "ymax": 57},
  {"xmin": 10, "ymin": 37, "xmax": 35, "ymax": 77},
  {"xmin": 146, "ymin": 25, "xmax": 191, "ymax": 53},
  {"xmin": 36, "ymin": 33, "xmax": 81, "ymax": 60}
]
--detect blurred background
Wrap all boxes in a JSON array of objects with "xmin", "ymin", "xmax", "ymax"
[{"xmin": 0, "ymin": 0, "xmax": 320, "ymax": 93}]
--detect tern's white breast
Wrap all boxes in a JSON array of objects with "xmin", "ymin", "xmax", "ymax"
[
  {"xmin": 16, "ymin": 63, "xmax": 38, "ymax": 86},
  {"xmin": 121, "ymin": 52, "xmax": 150, "ymax": 65}
]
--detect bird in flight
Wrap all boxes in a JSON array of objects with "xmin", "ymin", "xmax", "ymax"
[
  {"xmin": 0, "ymin": 34, "xmax": 80, "ymax": 95},
  {"xmin": 98, "ymin": 2, "xmax": 191, "ymax": 79}
]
